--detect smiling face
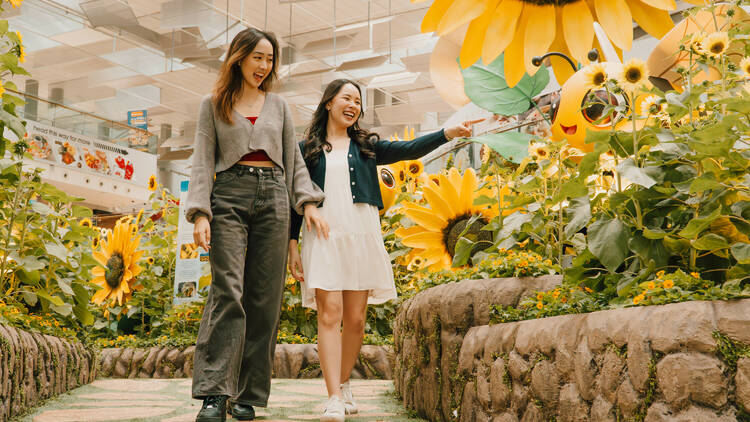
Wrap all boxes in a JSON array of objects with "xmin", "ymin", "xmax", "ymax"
[
  {"xmin": 551, "ymin": 62, "xmax": 648, "ymax": 152},
  {"xmin": 240, "ymin": 38, "xmax": 274, "ymax": 90},
  {"xmin": 327, "ymin": 83, "xmax": 362, "ymax": 129}
]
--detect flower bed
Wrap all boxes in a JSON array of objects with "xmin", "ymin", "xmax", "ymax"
[{"xmin": 394, "ymin": 277, "xmax": 750, "ymax": 421}]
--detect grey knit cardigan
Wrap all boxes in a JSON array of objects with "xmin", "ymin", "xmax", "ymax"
[{"xmin": 184, "ymin": 93, "xmax": 324, "ymax": 223}]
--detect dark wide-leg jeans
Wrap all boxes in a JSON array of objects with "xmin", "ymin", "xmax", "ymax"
[{"xmin": 192, "ymin": 164, "xmax": 289, "ymax": 407}]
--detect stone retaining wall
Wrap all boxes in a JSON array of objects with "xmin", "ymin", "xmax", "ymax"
[
  {"xmin": 457, "ymin": 299, "xmax": 750, "ymax": 421},
  {"xmin": 98, "ymin": 343, "xmax": 394, "ymax": 380},
  {"xmin": 0, "ymin": 324, "xmax": 97, "ymax": 421},
  {"xmin": 393, "ymin": 276, "xmax": 562, "ymax": 421},
  {"xmin": 393, "ymin": 276, "xmax": 750, "ymax": 421}
]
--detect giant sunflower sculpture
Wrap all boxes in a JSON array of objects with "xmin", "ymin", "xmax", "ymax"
[
  {"xmin": 417, "ymin": 0, "xmax": 675, "ymax": 86},
  {"xmin": 91, "ymin": 217, "xmax": 144, "ymax": 309},
  {"xmin": 396, "ymin": 167, "xmax": 499, "ymax": 270}
]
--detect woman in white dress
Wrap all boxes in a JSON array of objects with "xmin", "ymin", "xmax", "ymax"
[{"xmin": 288, "ymin": 79, "xmax": 479, "ymax": 422}]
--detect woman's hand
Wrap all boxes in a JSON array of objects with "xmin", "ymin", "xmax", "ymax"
[
  {"xmin": 193, "ymin": 215, "xmax": 211, "ymax": 251},
  {"xmin": 444, "ymin": 119, "xmax": 485, "ymax": 140},
  {"xmin": 304, "ymin": 203, "xmax": 330, "ymax": 239},
  {"xmin": 288, "ymin": 239, "xmax": 304, "ymax": 282}
]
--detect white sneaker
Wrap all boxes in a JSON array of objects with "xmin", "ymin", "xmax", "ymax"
[
  {"xmin": 340, "ymin": 381, "xmax": 358, "ymax": 415},
  {"xmin": 320, "ymin": 395, "xmax": 346, "ymax": 422}
]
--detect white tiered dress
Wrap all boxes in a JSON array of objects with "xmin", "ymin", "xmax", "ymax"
[{"xmin": 300, "ymin": 148, "xmax": 397, "ymax": 310}]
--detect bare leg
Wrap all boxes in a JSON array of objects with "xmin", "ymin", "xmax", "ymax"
[
  {"xmin": 340, "ymin": 290, "xmax": 369, "ymax": 384},
  {"xmin": 316, "ymin": 289, "xmax": 344, "ymax": 398}
]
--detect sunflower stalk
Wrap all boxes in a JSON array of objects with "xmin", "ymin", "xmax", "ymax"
[{"xmin": 0, "ymin": 161, "xmax": 24, "ymax": 293}]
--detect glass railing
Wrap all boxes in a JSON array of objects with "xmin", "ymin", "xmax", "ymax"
[{"xmin": 8, "ymin": 88, "xmax": 158, "ymax": 154}]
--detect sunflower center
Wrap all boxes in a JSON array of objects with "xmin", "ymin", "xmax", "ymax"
[
  {"xmin": 710, "ymin": 42, "xmax": 725, "ymax": 54},
  {"xmin": 105, "ymin": 253, "xmax": 124, "ymax": 289},
  {"xmin": 443, "ymin": 214, "xmax": 492, "ymax": 258},
  {"xmin": 626, "ymin": 68, "xmax": 642, "ymax": 83},
  {"xmin": 593, "ymin": 72, "xmax": 605, "ymax": 86}
]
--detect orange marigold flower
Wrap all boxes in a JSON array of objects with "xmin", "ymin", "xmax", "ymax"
[{"xmin": 536, "ymin": 301, "xmax": 543, "ymax": 310}]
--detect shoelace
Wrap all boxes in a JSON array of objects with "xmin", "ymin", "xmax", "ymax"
[{"xmin": 204, "ymin": 396, "xmax": 224, "ymax": 409}]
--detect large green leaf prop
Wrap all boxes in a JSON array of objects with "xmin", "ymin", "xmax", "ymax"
[
  {"xmin": 467, "ymin": 131, "xmax": 532, "ymax": 164},
  {"xmin": 461, "ymin": 54, "xmax": 550, "ymax": 116}
]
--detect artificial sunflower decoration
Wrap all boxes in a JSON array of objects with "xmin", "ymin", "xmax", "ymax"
[
  {"xmin": 395, "ymin": 167, "xmax": 499, "ymax": 270},
  {"xmin": 584, "ymin": 63, "xmax": 607, "ymax": 89},
  {"xmin": 618, "ymin": 58, "xmax": 648, "ymax": 92},
  {"xmin": 147, "ymin": 175, "xmax": 157, "ymax": 191},
  {"xmin": 741, "ymin": 57, "xmax": 750, "ymax": 76},
  {"xmin": 79, "ymin": 218, "xmax": 93, "ymax": 229},
  {"xmin": 703, "ymin": 31, "xmax": 730, "ymax": 58},
  {"xmin": 90, "ymin": 218, "xmax": 144, "ymax": 308},
  {"xmin": 417, "ymin": 0, "xmax": 675, "ymax": 86}
]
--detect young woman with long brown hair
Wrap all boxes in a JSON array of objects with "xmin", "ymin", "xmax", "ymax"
[
  {"xmin": 185, "ymin": 28, "xmax": 328, "ymax": 422},
  {"xmin": 288, "ymin": 79, "xmax": 480, "ymax": 421}
]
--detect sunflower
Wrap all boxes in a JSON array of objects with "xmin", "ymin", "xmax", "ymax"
[
  {"xmin": 92, "ymin": 236, "xmax": 100, "ymax": 249},
  {"xmin": 584, "ymin": 63, "xmax": 608, "ymax": 89},
  {"xmin": 90, "ymin": 218, "xmax": 143, "ymax": 308},
  {"xmin": 689, "ymin": 31, "xmax": 706, "ymax": 54},
  {"xmin": 703, "ymin": 31, "xmax": 729, "ymax": 58},
  {"xmin": 146, "ymin": 256, "xmax": 155, "ymax": 265},
  {"xmin": 147, "ymin": 175, "xmax": 157, "ymax": 191},
  {"xmin": 79, "ymin": 218, "xmax": 93, "ymax": 229},
  {"xmin": 418, "ymin": 0, "xmax": 675, "ymax": 87},
  {"xmin": 395, "ymin": 167, "xmax": 499, "ymax": 270},
  {"xmin": 640, "ymin": 95, "xmax": 664, "ymax": 115},
  {"xmin": 18, "ymin": 45, "xmax": 25, "ymax": 63},
  {"xmin": 407, "ymin": 255, "xmax": 426, "ymax": 271},
  {"xmin": 404, "ymin": 160, "xmax": 424, "ymax": 178},
  {"xmin": 528, "ymin": 142, "xmax": 550, "ymax": 161},
  {"xmin": 135, "ymin": 208, "xmax": 144, "ymax": 225},
  {"xmin": 618, "ymin": 58, "xmax": 648, "ymax": 92},
  {"xmin": 741, "ymin": 57, "xmax": 750, "ymax": 76}
]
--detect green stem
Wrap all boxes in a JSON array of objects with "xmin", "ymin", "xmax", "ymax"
[
  {"xmin": 632, "ymin": 90, "xmax": 639, "ymax": 166},
  {"xmin": 0, "ymin": 162, "xmax": 25, "ymax": 293}
]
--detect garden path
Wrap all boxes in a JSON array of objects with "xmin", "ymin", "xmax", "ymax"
[{"xmin": 16, "ymin": 378, "xmax": 426, "ymax": 422}]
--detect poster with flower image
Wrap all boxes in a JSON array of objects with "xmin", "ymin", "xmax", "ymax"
[{"xmin": 173, "ymin": 180, "xmax": 212, "ymax": 305}]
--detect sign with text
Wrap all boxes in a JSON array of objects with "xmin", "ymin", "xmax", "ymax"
[{"xmin": 25, "ymin": 120, "xmax": 156, "ymax": 186}]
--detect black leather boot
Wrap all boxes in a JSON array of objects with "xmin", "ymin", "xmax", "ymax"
[
  {"xmin": 196, "ymin": 395, "xmax": 228, "ymax": 422},
  {"xmin": 228, "ymin": 402, "xmax": 256, "ymax": 420}
]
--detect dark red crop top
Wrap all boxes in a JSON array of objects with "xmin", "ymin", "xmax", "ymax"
[{"xmin": 239, "ymin": 116, "xmax": 271, "ymax": 162}]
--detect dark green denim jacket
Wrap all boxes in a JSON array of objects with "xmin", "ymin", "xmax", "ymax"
[{"xmin": 290, "ymin": 129, "xmax": 448, "ymax": 240}]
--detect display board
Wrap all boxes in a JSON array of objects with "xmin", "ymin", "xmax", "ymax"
[
  {"xmin": 173, "ymin": 180, "xmax": 212, "ymax": 304},
  {"xmin": 25, "ymin": 120, "xmax": 156, "ymax": 186}
]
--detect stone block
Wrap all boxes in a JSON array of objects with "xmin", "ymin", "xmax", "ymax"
[
  {"xmin": 590, "ymin": 395, "xmax": 614, "ymax": 422},
  {"xmin": 530, "ymin": 360, "xmax": 559, "ymax": 405},
  {"xmin": 508, "ymin": 351, "xmax": 530, "ymax": 382},
  {"xmin": 597, "ymin": 349, "xmax": 625, "ymax": 403},
  {"xmin": 647, "ymin": 302, "xmax": 716, "ymax": 353},
  {"xmin": 615, "ymin": 378, "xmax": 640, "ymax": 419},
  {"xmin": 574, "ymin": 339, "xmax": 596, "ymax": 401},
  {"xmin": 656, "ymin": 353, "xmax": 727, "ymax": 410},
  {"xmin": 558, "ymin": 383, "xmax": 589, "ymax": 422},
  {"xmin": 627, "ymin": 336, "xmax": 652, "ymax": 393},
  {"xmin": 736, "ymin": 357, "xmax": 750, "ymax": 412},
  {"xmin": 713, "ymin": 299, "xmax": 750, "ymax": 345},
  {"xmin": 489, "ymin": 358, "xmax": 511, "ymax": 411}
]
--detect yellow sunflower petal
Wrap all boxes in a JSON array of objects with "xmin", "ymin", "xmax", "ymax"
[
  {"xmin": 401, "ymin": 231, "xmax": 445, "ymax": 249},
  {"xmin": 92, "ymin": 266, "xmax": 105, "ymax": 276},
  {"xmin": 459, "ymin": 168, "xmax": 479, "ymax": 212},
  {"xmin": 395, "ymin": 225, "xmax": 426, "ymax": 239},
  {"xmin": 437, "ymin": 0, "xmax": 487, "ymax": 35},
  {"xmin": 92, "ymin": 251, "xmax": 109, "ymax": 267},
  {"xmin": 421, "ymin": 0, "xmax": 453, "ymax": 33},
  {"xmin": 504, "ymin": 8, "xmax": 529, "ymax": 87},
  {"xmin": 91, "ymin": 287, "xmax": 111, "ymax": 304},
  {"xmin": 448, "ymin": 167, "xmax": 462, "ymax": 188},
  {"xmin": 460, "ymin": 0, "xmax": 500, "ymax": 68},
  {"xmin": 523, "ymin": 4, "xmax": 556, "ymax": 76},
  {"xmin": 92, "ymin": 276, "xmax": 106, "ymax": 286},
  {"xmin": 637, "ymin": 0, "xmax": 675, "ymax": 10},
  {"xmin": 562, "ymin": 1, "xmax": 595, "ymax": 64},
  {"xmin": 550, "ymin": 8, "xmax": 577, "ymax": 84},
  {"xmin": 131, "ymin": 265, "xmax": 143, "ymax": 278},
  {"xmin": 121, "ymin": 281, "xmax": 131, "ymax": 294},
  {"xmin": 481, "ymin": 0, "xmax": 524, "ymax": 64},
  {"xmin": 423, "ymin": 185, "xmax": 457, "ymax": 220},
  {"xmin": 404, "ymin": 208, "xmax": 448, "ymax": 231},
  {"xmin": 595, "ymin": 0, "xmax": 633, "ymax": 50},
  {"xmin": 117, "ymin": 289, "xmax": 124, "ymax": 306},
  {"xmin": 628, "ymin": 0, "xmax": 674, "ymax": 39},
  {"xmin": 437, "ymin": 174, "xmax": 463, "ymax": 215}
]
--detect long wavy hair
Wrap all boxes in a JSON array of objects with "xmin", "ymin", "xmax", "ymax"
[
  {"xmin": 213, "ymin": 28, "xmax": 279, "ymax": 124},
  {"xmin": 303, "ymin": 79, "xmax": 378, "ymax": 165}
]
